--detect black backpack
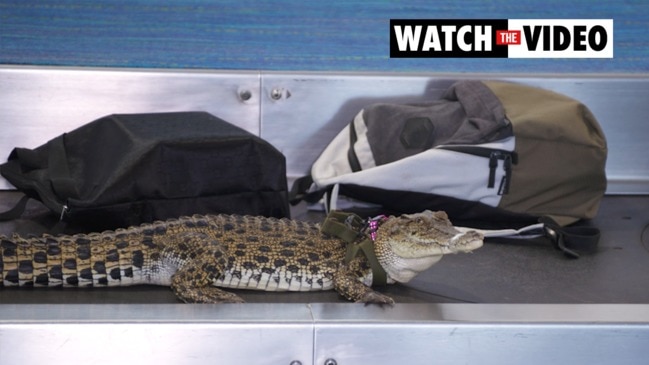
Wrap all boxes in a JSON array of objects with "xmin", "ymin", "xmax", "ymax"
[{"xmin": 0, "ymin": 112, "xmax": 290, "ymax": 231}]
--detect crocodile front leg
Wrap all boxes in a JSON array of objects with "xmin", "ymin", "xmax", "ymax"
[
  {"xmin": 333, "ymin": 256, "xmax": 395, "ymax": 306},
  {"xmin": 162, "ymin": 232, "xmax": 245, "ymax": 304}
]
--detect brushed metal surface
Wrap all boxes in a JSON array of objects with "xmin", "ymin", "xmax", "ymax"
[
  {"xmin": 1, "ymin": 67, "xmax": 649, "ymax": 364},
  {"xmin": 260, "ymin": 72, "xmax": 649, "ymax": 194},
  {"xmin": 0, "ymin": 303, "xmax": 314, "ymax": 322},
  {"xmin": 309, "ymin": 303, "xmax": 649, "ymax": 322},
  {"xmin": 313, "ymin": 322, "xmax": 648, "ymax": 365},
  {"xmin": 2, "ymin": 303, "xmax": 648, "ymax": 365},
  {"xmin": 1, "ymin": 66, "xmax": 648, "ymax": 193},
  {"xmin": 0, "ymin": 304, "xmax": 314, "ymax": 365},
  {"xmin": 3, "ymin": 303, "xmax": 648, "ymax": 324},
  {"xmin": 311, "ymin": 303, "xmax": 649, "ymax": 365}
]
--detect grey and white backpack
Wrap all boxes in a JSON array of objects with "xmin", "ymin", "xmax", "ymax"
[{"xmin": 291, "ymin": 80, "xmax": 607, "ymax": 257}]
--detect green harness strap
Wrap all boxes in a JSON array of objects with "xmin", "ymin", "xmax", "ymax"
[{"xmin": 320, "ymin": 211, "xmax": 388, "ymax": 286}]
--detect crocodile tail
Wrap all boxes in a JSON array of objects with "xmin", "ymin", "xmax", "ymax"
[
  {"xmin": 1, "ymin": 233, "xmax": 72, "ymax": 287},
  {"xmin": 0, "ymin": 236, "xmax": 8, "ymax": 286},
  {"xmin": 1, "ymin": 226, "xmax": 154, "ymax": 288},
  {"xmin": 1, "ymin": 234, "xmax": 40, "ymax": 287}
]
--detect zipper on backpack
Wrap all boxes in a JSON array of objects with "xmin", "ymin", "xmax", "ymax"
[
  {"xmin": 438, "ymin": 145, "xmax": 518, "ymax": 195},
  {"xmin": 498, "ymin": 153, "xmax": 513, "ymax": 195},
  {"xmin": 488, "ymin": 152, "xmax": 500, "ymax": 188}
]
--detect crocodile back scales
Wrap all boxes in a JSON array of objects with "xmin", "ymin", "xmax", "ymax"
[{"xmin": 0, "ymin": 214, "xmax": 348, "ymax": 291}]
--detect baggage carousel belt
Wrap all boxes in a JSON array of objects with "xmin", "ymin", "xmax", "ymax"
[{"xmin": 1, "ymin": 191, "xmax": 648, "ymax": 304}]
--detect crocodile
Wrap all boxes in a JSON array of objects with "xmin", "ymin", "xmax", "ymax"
[{"xmin": 0, "ymin": 210, "xmax": 483, "ymax": 304}]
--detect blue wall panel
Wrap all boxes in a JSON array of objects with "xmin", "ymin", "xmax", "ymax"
[{"xmin": 1, "ymin": 0, "xmax": 647, "ymax": 72}]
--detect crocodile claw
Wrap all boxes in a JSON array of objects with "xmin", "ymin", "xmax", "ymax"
[{"xmin": 357, "ymin": 291, "xmax": 395, "ymax": 306}]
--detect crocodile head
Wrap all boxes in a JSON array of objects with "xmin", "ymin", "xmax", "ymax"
[{"xmin": 374, "ymin": 210, "xmax": 483, "ymax": 283}]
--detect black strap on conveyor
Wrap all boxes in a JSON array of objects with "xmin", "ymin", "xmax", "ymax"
[
  {"xmin": 0, "ymin": 194, "xmax": 30, "ymax": 221},
  {"xmin": 540, "ymin": 216, "xmax": 601, "ymax": 259}
]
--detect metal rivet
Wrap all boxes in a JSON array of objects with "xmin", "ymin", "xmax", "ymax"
[
  {"xmin": 239, "ymin": 90, "xmax": 252, "ymax": 101},
  {"xmin": 290, "ymin": 361, "xmax": 302, "ymax": 365},
  {"xmin": 270, "ymin": 88, "xmax": 283, "ymax": 100},
  {"xmin": 324, "ymin": 359, "xmax": 337, "ymax": 365}
]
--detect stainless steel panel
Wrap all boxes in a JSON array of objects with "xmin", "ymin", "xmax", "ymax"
[
  {"xmin": 311, "ymin": 303, "xmax": 649, "ymax": 365},
  {"xmin": 1, "ymin": 66, "xmax": 648, "ymax": 193},
  {"xmin": 1, "ymin": 323, "xmax": 313, "ymax": 365},
  {"xmin": 309, "ymin": 303, "xmax": 649, "ymax": 323},
  {"xmin": 0, "ymin": 304, "xmax": 314, "ymax": 365},
  {"xmin": 260, "ymin": 72, "xmax": 649, "ymax": 194},
  {"xmin": 0, "ymin": 66, "xmax": 260, "ymax": 189},
  {"xmin": 314, "ymin": 323, "xmax": 648, "ymax": 365},
  {"xmin": 260, "ymin": 73, "xmax": 450, "ymax": 181},
  {"xmin": 2, "ymin": 67, "xmax": 649, "ymax": 364},
  {"xmin": 3, "ymin": 303, "xmax": 648, "ymax": 365}
]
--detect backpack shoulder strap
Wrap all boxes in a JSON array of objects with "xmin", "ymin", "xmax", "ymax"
[
  {"xmin": 289, "ymin": 174, "xmax": 330, "ymax": 205},
  {"xmin": 539, "ymin": 216, "xmax": 601, "ymax": 259},
  {"xmin": 0, "ymin": 194, "xmax": 31, "ymax": 221}
]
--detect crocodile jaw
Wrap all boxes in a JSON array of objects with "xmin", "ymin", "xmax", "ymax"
[{"xmin": 374, "ymin": 210, "xmax": 484, "ymax": 283}]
